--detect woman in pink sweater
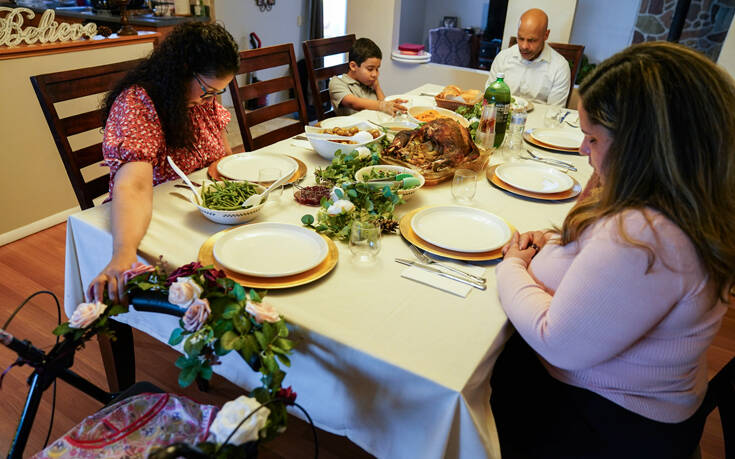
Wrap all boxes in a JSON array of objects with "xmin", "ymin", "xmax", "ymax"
[{"xmin": 491, "ymin": 42, "xmax": 734, "ymax": 458}]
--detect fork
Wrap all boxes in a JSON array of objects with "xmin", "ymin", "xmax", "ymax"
[
  {"xmin": 409, "ymin": 245, "xmax": 487, "ymax": 284},
  {"xmin": 525, "ymin": 149, "xmax": 577, "ymax": 171}
]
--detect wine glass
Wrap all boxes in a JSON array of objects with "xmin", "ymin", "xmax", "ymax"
[
  {"xmin": 452, "ymin": 169, "xmax": 477, "ymax": 204},
  {"xmin": 544, "ymin": 107, "xmax": 562, "ymax": 128},
  {"xmin": 349, "ymin": 221, "xmax": 381, "ymax": 264}
]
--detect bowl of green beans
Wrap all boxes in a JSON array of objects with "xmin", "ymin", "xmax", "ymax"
[{"xmin": 197, "ymin": 180, "xmax": 267, "ymax": 225}]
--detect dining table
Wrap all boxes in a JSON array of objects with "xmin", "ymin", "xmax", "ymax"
[{"xmin": 63, "ymin": 83, "xmax": 593, "ymax": 459}]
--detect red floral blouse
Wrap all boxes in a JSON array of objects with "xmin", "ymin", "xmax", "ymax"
[{"xmin": 102, "ymin": 85, "xmax": 231, "ymax": 195}]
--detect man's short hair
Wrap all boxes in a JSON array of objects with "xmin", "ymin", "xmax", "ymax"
[{"xmin": 349, "ymin": 38, "xmax": 382, "ymax": 66}]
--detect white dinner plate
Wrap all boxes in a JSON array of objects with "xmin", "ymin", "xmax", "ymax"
[
  {"xmin": 216, "ymin": 153, "xmax": 298, "ymax": 182},
  {"xmin": 495, "ymin": 162, "xmax": 574, "ymax": 194},
  {"xmin": 213, "ymin": 223, "xmax": 329, "ymax": 277},
  {"xmin": 530, "ymin": 128, "xmax": 584, "ymax": 149},
  {"xmin": 391, "ymin": 50, "xmax": 432, "ymax": 61},
  {"xmin": 386, "ymin": 94, "xmax": 436, "ymax": 108},
  {"xmin": 410, "ymin": 206, "xmax": 512, "ymax": 253},
  {"xmin": 319, "ymin": 115, "xmax": 361, "ymax": 129}
]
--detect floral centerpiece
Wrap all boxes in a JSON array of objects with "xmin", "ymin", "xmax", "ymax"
[
  {"xmin": 53, "ymin": 260, "xmax": 296, "ymax": 445},
  {"xmin": 303, "ymin": 146, "xmax": 404, "ymax": 239}
]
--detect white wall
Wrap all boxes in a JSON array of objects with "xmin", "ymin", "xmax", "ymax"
[
  {"xmin": 718, "ymin": 14, "xmax": 735, "ymax": 77},
  {"xmin": 214, "ymin": 0, "xmax": 309, "ymax": 106},
  {"xmin": 569, "ymin": 0, "xmax": 639, "ymax": 63},
  {"xmin": 348, "ymin": 0, "xmax": 489, "ymax": 95},
  {"xmin": 502, "ymin": 0, "xmax": 578, "ymax": 48}
]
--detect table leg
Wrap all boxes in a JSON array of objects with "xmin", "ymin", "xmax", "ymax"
[{"xmin": 97, "ymin": 319, "xmax": 136, "ymax": 392}]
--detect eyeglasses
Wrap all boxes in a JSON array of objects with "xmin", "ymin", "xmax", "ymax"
[{"xmin": 194, "ymin": 74, "xmax": 226, "ymax": 99}]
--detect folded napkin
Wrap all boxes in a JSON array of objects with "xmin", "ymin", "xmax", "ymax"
[
  {"xmin": 401, "ymin": 258, "xmax": 486, "ymax": 298},
  {"xmin": 290, "ymin": 139, "xmax": 313, "ymax": 150}
]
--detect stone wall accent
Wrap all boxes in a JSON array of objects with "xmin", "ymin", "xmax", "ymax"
[{"xmin": 633, "ymin": 0, "xmax": 735, "ymax": 60}]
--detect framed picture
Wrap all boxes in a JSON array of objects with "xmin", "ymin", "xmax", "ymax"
[{"xmin": 442, "ymin": 16, "xmax": 458, "ymax": 28}]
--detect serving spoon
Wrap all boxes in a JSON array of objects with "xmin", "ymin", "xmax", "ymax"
[
  {"xmin": 167, "ymin": 156, "xmax": 201, "ymax": 205},
  {"xmin": 241, "ymin": 171, "xmax": 293, "ymax": 208}
]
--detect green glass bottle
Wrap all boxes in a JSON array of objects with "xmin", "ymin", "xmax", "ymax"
[{"xmin": 484, "ymin": 73, "xmax": 511, "ymax": 148}]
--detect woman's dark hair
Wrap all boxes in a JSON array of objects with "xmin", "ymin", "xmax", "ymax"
[
  {"xmin": 349, "ymin": 38, "xmax": 382, "ymax": 67},
  {"xmin": 102, "ymin": 22, "xmax": 240, "ymax": 148}
]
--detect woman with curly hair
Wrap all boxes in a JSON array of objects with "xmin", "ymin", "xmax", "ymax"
[
  {"xmin": 87, "ymin": 22, "xmax": 240, "ymax": 303},
  {"xmin": 491, "ymin": 42, "xmax": 734, "ymax": 458}
]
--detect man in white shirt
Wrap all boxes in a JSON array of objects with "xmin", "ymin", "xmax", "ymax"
[{"xmin": 485, "ymin": 8, "xmax": 571, "ymax": 107}]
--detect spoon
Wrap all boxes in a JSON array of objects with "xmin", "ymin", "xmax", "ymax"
[
  {"xmin": 167, "ymin": 156, "xmax": 201, "ymax": 205},
  {"xmin": 241, "ymin": 171, "xmax": 293, "ymax": 208}
]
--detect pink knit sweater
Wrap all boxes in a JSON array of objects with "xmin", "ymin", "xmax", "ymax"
[{"xmin": 496, "ymin": 208, "xmax": 727, "ymax": 423}]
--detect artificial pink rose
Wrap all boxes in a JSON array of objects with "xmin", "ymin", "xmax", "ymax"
[
  {"xmin": 122, "ymin": 263, "xmax": 155, "ymax": 284},
  {"xmin": 183, "ymin": 298, "xmax": 211, "ymax": 332},
  {"xmin": 69, "ymin": 301, "xmax": 107, "ymax": 329},
  {"xmin": 245, "ymin": 300, "xmax": 280, "ymax": 324},
  {"xmin": 167, "ymin": 262, "xmax": 203, "ymax": 286},
  {"xmin": 168, "ymin": 276, "xmax": 203, "ymax": 308}
]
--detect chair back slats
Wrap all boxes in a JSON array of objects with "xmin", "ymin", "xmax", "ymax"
[
  {"xmin": 313, "ymin": 62, "xmax": 349, "ymax": 82},
  {"xmin": 61, "ymin": 109, "xmax": 104, "ymax": 136},
  {"xmin": 229, "ymin": 43, "xmax": 308, "ymax": 151},
  {"xmin": 31, "ymin": 60, "xmax": 140, "ymax": 209},
  {"xmin": 251, "ymin": 122, "xmax": 304, "ymax": 151},
  {"xmin": 246, "ymin": 99, "xmax": 299, "ymax": 127},
  {"xmin": 238, "ymin": 76, "xmax": 293, "ymax": 101},
  {"xmin": 74, "ymin": 143, "xmax": 104, "ymax": 169},
  {"xmin": 237, "ymin": 47, "xmax": 292, "ymax": 74},
  {"xmin": 302, "ymin": 34, "xmax": 356, "ymax": 120}
]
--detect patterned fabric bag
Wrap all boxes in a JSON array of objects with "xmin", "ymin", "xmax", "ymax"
[{"xmin": 32, "ymin": 392, "xmax": 217, "ymax": 459}]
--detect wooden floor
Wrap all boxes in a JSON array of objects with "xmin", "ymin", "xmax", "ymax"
[{"xmin": 0, "ymin": 223, "xmax": 732, "ymax": 458}]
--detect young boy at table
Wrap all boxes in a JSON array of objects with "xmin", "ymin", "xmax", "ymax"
[{"xmin": 328, "ymin": 38, "xmax": 407, "ymax": 116}]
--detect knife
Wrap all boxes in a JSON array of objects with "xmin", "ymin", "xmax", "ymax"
[
  {"xmin": 522, "ymin": 156, "xmax": 578, "ymax": 172},
  {"xmin": 395, "ymin": 258, "xmax": 487, "ymax": 290}
]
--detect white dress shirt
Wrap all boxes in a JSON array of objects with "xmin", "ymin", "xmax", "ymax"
[{"xmin": 485, "ymin": 43, "xmax": 571, "ymax": 107}]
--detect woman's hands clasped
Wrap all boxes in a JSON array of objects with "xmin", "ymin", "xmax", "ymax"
[{"xmin": 502, "ymin": 230, "xmax": 553, "ymax": 267}]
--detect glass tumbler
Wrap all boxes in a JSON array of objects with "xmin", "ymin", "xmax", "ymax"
[
  {"xmin": 452, "ymin": 169, "xmax": 477, "ymax": 204},
  {"xmin": 349, "ymin": 221, "xmax": 381, "ymax": 263},
  {"xmin": 476, "ymin": 103, "xmax": 497, "ymax": 149},
  {"xmin": 543, "ymin": 107, "xmax": 562, "ymax": 128}
]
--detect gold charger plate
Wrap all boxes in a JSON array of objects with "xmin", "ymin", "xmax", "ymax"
[
  {"xmin": 523, "ymin": 130, "xmax": 579, "ymax": 154},
  {"xmin": 486, "ymin": 164, "xmax": 581, "ymax": 200},
  {"xmin": 399, "ymin": 207, "xmax": 514, "ymax": 261},
  {"xmin": 208, "ymin": 155, "xmax": 307, "ymax": 185},
  {"xmin": 198, "ymin": 228, "xmax": 338, "ymax": 289}
]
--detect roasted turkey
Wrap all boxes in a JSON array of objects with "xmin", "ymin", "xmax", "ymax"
[{"xmin": 383, "ymin": 118, "xmax": 480, "ymax": 172}]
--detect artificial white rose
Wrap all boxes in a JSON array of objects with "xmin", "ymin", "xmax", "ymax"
[
  {"xmin": 245, "ymin": 300, "xmax": 280, "ymax": 324},
  {"xmin": 326, "ymin": 199, "xmax": 355, "ymax": 216},
  {"xmin": 167, "ymin": 276, "xmax": 203, "ymax": 308},
  {"xmin": 210, "ymin": 395, "xmax": 270, "ymax": 445},
  {"xmin": 69, "ymin": 301, "xmax": 107, "ymax": 329},
  {"xmin": 355, "ymin": 146, "xmax": 371, "ymax": 159},
  {"xmin": 329, "ymin": 186, "xmax": 346, "ymax": 203}
]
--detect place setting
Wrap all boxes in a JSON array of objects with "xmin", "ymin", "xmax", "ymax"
[
  {"xmin": 207, "ymin": 151, "xmax": 308, "ymax": 185},
  {"xmin": 523, "ymin": 108, "xmax": 584, "ymax": 153},
  {"xmin": 198, "ymin": 222, "xmax": 339, "ymax": 289},
  {"xmin": 486, "ymin": 161, "xmax": 582, "ymax": 201},
  {"xmin": 396, "ymin": 205, "xmax": 515, "ymax": 296}
]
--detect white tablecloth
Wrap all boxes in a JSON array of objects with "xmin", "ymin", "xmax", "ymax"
[{"xmin": 63, "ymin": 84, "xmax": 592, "ymax": 459}]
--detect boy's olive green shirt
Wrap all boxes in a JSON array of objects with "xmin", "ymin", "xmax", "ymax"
[{"xmin": 328, "ymin": 73, "xmax": 378, "ymax": 116}]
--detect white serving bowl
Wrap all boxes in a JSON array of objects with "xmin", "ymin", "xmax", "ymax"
[
  {"xmin": 305, "ymin": 121, "xmax": 385, "ymax": 160},
  {"xmin": 196, "ymin": 182, "xmax": 267, "ymax": 225},
  {"xmin": 354, "ymin": 165, "xmax": 425, "ymax": 201},
  {"xmin": 407, "ymin": 106, "xmax": 470, "ymax": 128}
]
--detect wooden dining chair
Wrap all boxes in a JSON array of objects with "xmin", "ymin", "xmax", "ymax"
[
  {"xmin": 30, "ymin": 60, "xmax": 142, "ymax": 210},
  {"xmin": 302, "ymin": 34, "xmax": 356, "ymax": 120},
  {"xmin": 508, "ymin": 37, "xmax": 585, "ymax": 105},
  {"xmin": 229, "ymin": 43, "xmax": 309, "ymax": 151}
]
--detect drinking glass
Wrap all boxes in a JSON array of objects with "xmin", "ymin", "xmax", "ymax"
[
  {"xmin": 543, "ymin": 107, "xmax": 562, "ymax": 128},
  {"xmin": 476, "ymin": 103, "xmax": 496, "ymax": 149},
  {"xmin": 349, "ymin": 221, "xmax": 381, "ymax": 263},
  {"xmin": 257, "ymin": 167, "xmax": 284, "ymax": 201},
  {"xmin": 452, "ymin": 169, "xmax": 477, "ymax": 204}
]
